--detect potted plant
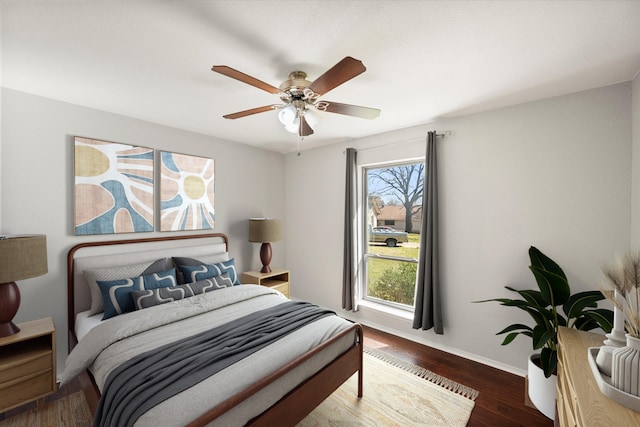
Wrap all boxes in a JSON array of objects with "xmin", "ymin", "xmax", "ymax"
[{"xmin": 475, "ymin": 246, "xmax": 613, "ymax": 419}]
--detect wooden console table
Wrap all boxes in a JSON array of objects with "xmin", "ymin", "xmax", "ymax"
[{"xmin": 557, "ymin": 326, "xmax": 640, "ymax": 426}]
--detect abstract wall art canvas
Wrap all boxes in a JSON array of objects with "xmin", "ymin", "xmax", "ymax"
[
  {"xmin": 74, "ymin": 137, "xmax": 154, "ymax": 235},
  {"xmin": 160, "ymin": 151, "xmax": 215, "ymax": 231}
]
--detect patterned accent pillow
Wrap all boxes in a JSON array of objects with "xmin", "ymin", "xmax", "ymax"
[
  {"xmin": 177, "ymin": 258, "xmax": 238, "ymax": 285},
  {"xmin": 97, "ymin": 268, "xmax": 177, "ymax": 320},
  {"xmin": 172, "ymin": 253, "xmax": 230, "ymax": 284},
  {"xmin": 130, "ymin": 273, "xmax": 233, "ymax": 310},
  {"xmin": 84, "ymin": 258, "xmax": 168, "ymax": 315}
]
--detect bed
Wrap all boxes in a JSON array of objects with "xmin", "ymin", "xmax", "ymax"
[{"xmin": 63, "ymin": 233, "xmax": 363, "ymax": 426}]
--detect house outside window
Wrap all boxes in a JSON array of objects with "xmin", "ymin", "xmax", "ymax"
[{"xmin": 362, "ymin": 161, "xmax": 424, "ymax": 310}]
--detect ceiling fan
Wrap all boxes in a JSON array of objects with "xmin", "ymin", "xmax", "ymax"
[{"xmin": 211, "ymin": 56, "xmax": 381, "ymax": 137}]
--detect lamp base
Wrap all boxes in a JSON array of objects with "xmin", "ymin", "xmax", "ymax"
[
  {"xmin": 0, "ymin": 281, "xmax": 21, "ymax": 338},
  {"xmin": 260, "ymin": 242, "xmax": 273, "ymax": 273},
  {"xmin": 0, "ymin": 322, "xmax": 20, "ymax": 338}
]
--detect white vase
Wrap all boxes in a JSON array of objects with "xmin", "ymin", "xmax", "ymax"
[
  {"xmin": 612, "ymin": 334, "xmax": 640, "ymax": 396},
  {"xmin": 527, "ymin": 353, "xmax": 557, "ymax": 420},
  {"xmin": 596, "ymin": 345, "xmax": 616, "ymax": 377}
]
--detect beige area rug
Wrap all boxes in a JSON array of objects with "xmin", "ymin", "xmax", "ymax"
[
  {"xmin": 298, "ymin": 349, "xmax": 478, "ymax": 427},
  {"xmin": 0, "ymin": 392, "xmax": 92, "ymax": 427}
]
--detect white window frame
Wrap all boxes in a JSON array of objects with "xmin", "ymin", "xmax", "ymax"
[{"xmin": 356, "ymin": 156, "xmax": 424, "ymax": 313}]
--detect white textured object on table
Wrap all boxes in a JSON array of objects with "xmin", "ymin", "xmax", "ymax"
[{"xmin": 588, "ymin": 347, "xmax": 640, "ymax": 412}]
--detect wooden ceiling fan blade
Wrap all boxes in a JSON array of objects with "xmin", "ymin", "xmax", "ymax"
[
  {"xmin": 308, "ymin": 57, "xmax": 366, "ymax": 97},
  {"xmin": 299, "ymin": 115, "xmax": 314, "ymax": 137},
  {"xmin": 212, "ymin": 65, "xmax": 281, "ymax": 94},
  {"xmin": 223, "ymin": 105, "xmax": 281, "ymax": 119},
  {"xmin": 319, "ymin": 101, "xmax": 380, "ymax": 120}
]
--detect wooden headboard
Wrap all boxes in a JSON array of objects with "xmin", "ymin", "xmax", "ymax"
[{"xmin": 67, "ymin": 233, "xmax": 229, "ymax": 345}]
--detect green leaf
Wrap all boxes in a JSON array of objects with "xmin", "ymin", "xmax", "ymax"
[
  {"xmin": 577, "ymin": 309, "xmax": 614, "ymax": 333},
  {"xmin": 529, "ymin": 246, "xmax": 568, "ymax": 281},
  {"xmin": 540, "ymin": 347, "xmax": 558, "ymax": 378},
  {"xmin": 504, "ymin": 286, "xmax": 546, "ymax": 307},
  {"xmin": 496, "ymin": 299, "xmax": 534, "ymax": 307},
  {"xmin": 563, "ymin": 291, "xmax": 605, "ymax": 320},
  {"xmin": 532, "ymin": 326, "xmax": 555, "ymax": 350},
  {"xmin": 501, "ymin": 332, "xmax": 519, "ymax": 345},
  {"xmin": 530, "ymin": 265, "xmax": 571, "ymax": 306},
  {"xmin": 556, "ymin": 315, "xmax": 568, "ymax": 327},
  {"xmin": 496, "ymin": 324, "xmax": 533, "ymax": 335},
  {"xmin": 520, "ymin": 305, "xmax": 555, "ymax": 325},
  {"xmin": 472, "ymin": 297, "xmax": 522, "ymax": 304}
]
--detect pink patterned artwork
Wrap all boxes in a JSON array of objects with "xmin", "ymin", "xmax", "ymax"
[
  {"xmin": 74, "ymin": 137, "xmax": 154, "ymax": 235},
  {"xmin": 160, "ymin": 151, "xmax": 215, "ymax": 231}
]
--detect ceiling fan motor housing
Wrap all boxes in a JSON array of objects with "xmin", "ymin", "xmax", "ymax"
[{"xmin": 279, "ymin": 71, "xmax": 316, "ymax": 101}]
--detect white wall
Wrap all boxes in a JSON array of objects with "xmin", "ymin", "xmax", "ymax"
[
  {"xmin": 286, "ymin": 82, "xmax": 632, "ymax": 375},
  {"xmin": 0, "ymin": 4, "xmax": 4, "ymax": 230},
  {"xmin": 631, "ymin": 72, "xmax": 640, "ymax": 247},
  {"xmin": 0, "ymin": 89, "xmax": 286, "ymax": 372}
]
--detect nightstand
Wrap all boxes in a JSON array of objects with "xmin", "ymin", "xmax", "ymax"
[
  {"xmin": 0, "ymin": 317, "xmax": 56, "ymax": 413},
  {"xmin": 241, "ymin": 269, "xmax": 290, "ymax": 298}
]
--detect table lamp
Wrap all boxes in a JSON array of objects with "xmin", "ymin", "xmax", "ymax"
[
  {"xmin": 0, "ymin": 234, "xmax": 48, "ymax": 337},
  {"xmin": 248, "ymin": 218, "xmax": 282, "ymax": 273}
]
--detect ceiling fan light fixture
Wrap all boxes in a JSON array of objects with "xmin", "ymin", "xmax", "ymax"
[
  {"xmin": 278, "ymin": 105, "xmax": 297, "ymax": 125},
  {"xmin": 284, "ymin": 119, "xmax": 300, "ymax": 133},
  {"xmin": 304, "ymin": 108, "xmax": 320, "ymax": 128}
]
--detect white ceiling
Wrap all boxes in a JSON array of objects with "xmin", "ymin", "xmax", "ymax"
[{"xmin": 2, "ymin": 1, "xmax": 640, "ymax": 153}]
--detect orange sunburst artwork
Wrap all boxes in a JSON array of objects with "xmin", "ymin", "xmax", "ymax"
[{"xmin": 160, "ymin": 151, "xmax": 215, "ymax": 231}]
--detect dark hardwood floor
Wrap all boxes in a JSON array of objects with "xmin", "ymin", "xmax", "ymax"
[
  {"xmin": 363, "ymin": 325, "xmax": 553, "ymax": 427},
  {"xmin": 2, "ymin": 326, "xmax": 553, "ymax": 426}
]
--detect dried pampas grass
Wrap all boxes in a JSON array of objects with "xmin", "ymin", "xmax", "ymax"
[{"xmin": 601, "ymin": 250, "xmax": 640, "ymax": 338}]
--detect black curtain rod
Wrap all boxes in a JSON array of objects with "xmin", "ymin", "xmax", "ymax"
[{"xmin": 344, "ymin": 130, "xmax": 450, "ymax": 154}]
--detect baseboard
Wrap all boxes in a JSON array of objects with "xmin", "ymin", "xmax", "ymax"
[{"xmin": 344, "ymin": 314, "xmax": 528, "ymax": 377}]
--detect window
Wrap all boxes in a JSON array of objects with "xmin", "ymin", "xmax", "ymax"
[{"xmin": 362, "ymin": 161, "xmax": 424, "ymax": 310}]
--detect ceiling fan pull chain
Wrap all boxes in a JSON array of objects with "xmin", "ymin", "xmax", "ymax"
[{"xmin": 297, "ymin": 136, "xmax": 304, "ymax": 156}]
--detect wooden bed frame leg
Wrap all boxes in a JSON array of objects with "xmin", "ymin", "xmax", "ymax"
[{"xmin": 357, "ymin": 325, "xmax": 363, "ymax": 398}]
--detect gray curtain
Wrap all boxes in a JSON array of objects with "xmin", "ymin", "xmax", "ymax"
[
  {"xmin": 342, "ymin": 147, "xmax": 358, "ymax": 311},
  {"xmin": 413, "ymin": 131, "xmax": 443, "ymax": 333}
]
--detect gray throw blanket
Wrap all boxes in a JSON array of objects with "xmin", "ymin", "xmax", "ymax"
[{"xmin": 94, "ymin": 300, "xmax": 335, "ymax": 427}]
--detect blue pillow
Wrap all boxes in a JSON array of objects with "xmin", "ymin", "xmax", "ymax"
[
  {"xmin": 178, "ymin": 258, "xmax": 238, "ymax": 285},
  {"xmin": 97, "ymin": 268, "xmax": 177, "ymax": 319},
  {"xmin": 130, "ymin": 273, "xmax": 233, "ymax": 310}
]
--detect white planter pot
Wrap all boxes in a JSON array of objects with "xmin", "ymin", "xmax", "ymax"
[{"xmin": 528, "ymin": 353, "xmax": 557, "ymax": 420}]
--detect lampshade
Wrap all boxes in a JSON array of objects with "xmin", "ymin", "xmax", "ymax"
[
  {"xmin": 278, "ymin": 104, "xmax": 320, "ymax": 134},
  {"xmin": 278, "ymin": 105, "xmax": 297, "ymax": 126},
  {"xmin": 248, "ymin": 218, "xmax": 282, "ymax": 243},
  {"xmin": 284, "ymin": 118, "xmax": 300, "ymax": 134},
  {"xmin": 0, "ymin": 235, "xmax": 48, "ymax": 282},
  {"xmin": 0, "ymin": 234, "xmax": 48, "ymax": 337}
]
